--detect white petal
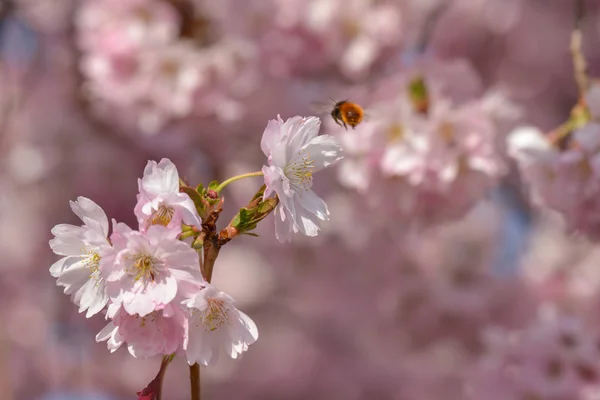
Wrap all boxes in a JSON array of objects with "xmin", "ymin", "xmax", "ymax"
[
  {"xmin": 141, "ymin": 158, "xmax": 180, "ymax": 195},
  {"xmin": 262, "ymin": 165, "xmax": 284, "ymax": 198},
  {"xmin": 274, "ymin": 205, "xmax": 293, "ymax": 243},
  {"xmin": 177, "ymin": 196, "xmax": 202, "ymax": 227},
  {"xmin": 49, "ymin": 236, "xmax": 86, "ymax": 256},
  {"xmin": 296, "ymin": 213, "xmax": 321, "ymax": 237},
  {"xmin": 81, "ymin": 280, "xmax": 109, "ymax": 318},
  {"xmin": 70, "ymin": 197, "xmax": 109, "ymax": 237},
  {"xmin": 50, "ymin": 256, "xmax": 79, "ymax": 278},
  {"xmin": 56, "ymin": 259, "xmax": 89, "ymax": 292},
  {"xmin": 507, "ymin": 126, "xmax": 550, "ymax": 164},
  {"xmin": 238, "ymin": 311, "xmax": 259, "ymax": 344},
  {"xmin": 96, "ymin": 321, "xmax": 117, "ymax": 342},
  {"xmin": 108, "ymin": 329, "xmax": 124, "ymax": 353},
  {"xmin": 51, "ymin": 224, "xmax": 84, "ymax": 237},
  {"xmin": 286, "ymin": 116, "xmax": 321, "ymax": 160},
  {"xmin": 295, "ymin": 189, "xmax": 329, "ymax": 220},
  {"xmin": 260, "ymin": 117, "xmax": 283, "ymax": 157},
  {"xmin": 300, "ymin": 134, "xmax": 343, "ymax": 172}
]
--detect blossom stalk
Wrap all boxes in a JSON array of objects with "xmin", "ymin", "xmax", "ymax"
[{"xmin": 214, "ymin": 171, "xmax": 264, "ymax": 193}]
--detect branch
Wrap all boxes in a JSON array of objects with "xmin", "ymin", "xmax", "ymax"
[
  {"xmin": 413, "ymin": 0, "xmax": 451, "ymax": 53},
  {"xmin": 571, "ymin": 0, "xmax": 588, "ymax": 99},
  {"xmin": 189, "ymin": 363, "xmax": 201, "ymax": 400}
]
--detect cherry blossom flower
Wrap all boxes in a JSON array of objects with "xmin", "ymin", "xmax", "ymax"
[
  {"xmin": 254, "ymin": 0, "xmax": 403, "ymax": 80},
  {"xmin": 103, "ymin": 225, "xmax": 203, "ymax": 317},
  {"xmin": 134, "ymin": 158, "xmax": 202, "ymax": 232},
  {"xmin": 260, "ymin": 115, "xmax": 343, "ymax": 242},
  {"xmin": 182, "ymin": 283, "xmax": 258, "ymax": 366},
  {"xmin": 96, "ymin": 303, "xmax": 186, "ymax": 358},
  {"xmin": 49, "ymin": 197, "xmax": 111, "ymax": 317},
  {"xmin": 509, "ymin": 124, "xmax": 600, "ymax": 240},
  {"xmin": 331, "ymin": 60, "xmax": 510, "ymax": 228}
]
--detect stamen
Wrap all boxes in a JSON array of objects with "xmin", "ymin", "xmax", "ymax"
[
  {"xmin": 194, "ymin": 298, "xmax": 230, "ymax": 332},
  {"xmin": 136, "ymin": 312, "xmax": 158, "ymax": 328},
  {"xmin": 284, "ymin": 149, "xmax": 315, "ymax": 191},
  {"xmin": 150, "ymin": 205, "xmax": 175, "ymax": 226},
  {"xmin": 439, "ymin": 121, "xmax": 456, "ymax": 146},
  {"xmin": 387, "ymin": 124, "xmax": 404, "ymax": 142},
  {"xmin": 82, "ymin": 249, "xmax": 101, "ymax": 282},
  {"xmin": 130, "ymin": 255, "xmax": 156, "ymax": 283}
]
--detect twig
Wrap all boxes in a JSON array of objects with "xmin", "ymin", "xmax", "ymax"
[
  {"xmin": 571, "ymin": 0, "xmax": 588, "ymax": 99},
  {"xmin": 413, "ymin": 0, "xmax": 451, "ymax": 53}
]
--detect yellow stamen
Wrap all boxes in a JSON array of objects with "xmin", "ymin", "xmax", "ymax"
[
  {"xmin": 195, "ymin": 298, "xmax": 229, "ymax": 332},
  {"xmin": 150, "ymin": 205, "xmax": 175, "ymax": 226},
  {"xmin": 131, "ymin": 255, "xmax": 156, "ymax": 282},
  {"xmin": 285, "ymin": 150, "xmax": 315, "ymax": 191},
  {"xmin": 82, "ymin": 249, "xmax": 101, "ymax": 281},
  {"xmin": 387, "ymin": 124, "xmax": 404, "ymax": 142},
  {"xmin": 439, "ymin": 121, "xmax": 456, "ymax": 146}
]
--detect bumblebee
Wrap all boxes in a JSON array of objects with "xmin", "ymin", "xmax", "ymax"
[{"xmin": 330, "ymin": 100, "xmax": 365, "ymax": 130}]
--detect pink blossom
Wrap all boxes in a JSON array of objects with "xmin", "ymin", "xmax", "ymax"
[
  {"xmin": 75, "ymin": 0, "xmax": 260, "ymax": 133},
  {"xmin": 96, "ymin": 303, "xmax": 186, "ymax": 358},
  {"xmin": 332, "ymin": 59, "xmax": 509, "ymax": 227},
  {"xmin": 509, "ymin": 124, "xmax": 600, "ymax": 240},
  {"xmin": 103, "ymin": 225, "xmax": 203, "ymax": 317},
  {"xmin": 134, "ymin": 158, "xmax": 202, "ymax": 232},
  {"xmin": 182, "ymin": 284, "xmax": 258, "ymax": 366},
  {"xmin": 256, "ymin": 0, "xmax": 403, "ymax": 80},
  {"xmin": 261, "ymin": 115, "xmax": 343, "ymax": 242},
  {"xmin": 49, "ymin": 197, "xmax": 111, "ymax": 317}
]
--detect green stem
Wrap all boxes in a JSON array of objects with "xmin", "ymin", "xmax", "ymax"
[
  {"xmin": 179, "ymin": 230, "xmax": 197, "ymax": 241},
  {"xmin": 214, "ymin": 171, "xmax": 264, "ymax": 193},
  {"xmin": 571, "ymin": 0, "xmax": 588, "ymax": 98}
]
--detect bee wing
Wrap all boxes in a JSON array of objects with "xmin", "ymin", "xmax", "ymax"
[{"xmin": 310, "ymin": 100, "xmax": 334, "ymax": 115}]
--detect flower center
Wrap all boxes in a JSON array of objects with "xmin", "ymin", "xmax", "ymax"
[
  {"xmin": 439, "ymin": 121, "xmax": 456, "ymax": 146},
  {"xmin": 150, "ymin": 205, "xmax": 175, "ymax": 226},
  {"xmin": 197, "ymin": 298, "xmax": 229, "ymax": 332},
  {"xmin": 130, "ymin": 255, "xmax": 156, "ymax": 282},
  {"xmin": 285, "ymin": 150, "xmax": 314, "ymax": 191},
  {"xmin": 387, "ymin": 124, "xmax": 404, "ymax": 142},
  {"xmin": 83, "ymin": 249, "xmax": 101, "ymax": 281}
]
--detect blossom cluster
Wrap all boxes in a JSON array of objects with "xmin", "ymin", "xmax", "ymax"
[
  {"xmin": 49, "ymin": 159, "xmax": 257, "ymax": 365},
  {"xmin": 509, "ymin": 85, "xmax": 600, "ymax": 241},
  {"xmin": 254, "ymin": 0, "xmax": 403, "ymax": 80},
  {"xmin": 47, "ymin": 114, "xmax": 342, "ymax": 374},
  {"xmin": 332, "ymin": 59, "xmax": 517, "ymax": 227},
  {"xmin": 76, "ymin": 0, "xmax": 256, "ymax": 134}
]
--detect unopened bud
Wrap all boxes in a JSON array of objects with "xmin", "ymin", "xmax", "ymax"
[{"xmin": 207, "ymin": 190, "xmax": 218, "ymax": 199}]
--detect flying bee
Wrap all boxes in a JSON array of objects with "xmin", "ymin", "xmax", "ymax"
[{"xmin": 311, "ymin": 98, "xmax": 366, "ymax": 130}]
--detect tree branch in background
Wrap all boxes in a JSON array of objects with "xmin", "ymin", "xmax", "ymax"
[
  {"xmin": 414, "ymin": 0, "xmax": 451, "ymax": 53},
  {"xmin": 571, "ymin": 0, "xmax": 588, "ymax": 99}
]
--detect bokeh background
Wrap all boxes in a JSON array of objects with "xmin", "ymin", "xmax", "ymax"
[{"xmin": 4, "ymin": 0, "xmax": 600, "ymax": 399}]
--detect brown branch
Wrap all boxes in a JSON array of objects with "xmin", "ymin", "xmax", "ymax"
[{"xmin": 189, "ymin": 363, "xmax": 201, "ymax": 400}]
